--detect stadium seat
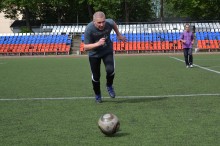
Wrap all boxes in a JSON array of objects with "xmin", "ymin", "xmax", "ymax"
[{"xmin": 0, "ymin": 33, "xmax": 72, "ymax": 55}]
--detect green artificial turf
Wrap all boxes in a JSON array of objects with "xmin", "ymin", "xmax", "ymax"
[{"xmin": 0, "ymin": 54, "xmax": 219, "ymax": 146}]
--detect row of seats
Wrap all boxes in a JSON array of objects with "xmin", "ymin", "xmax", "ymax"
[
  {"xmin": 197, "ymin": 40, "xmax": 220, "ymax": 50},
  {"xmin": 42, "ymin": 25, "xmax": 86, "ymax": 33},
  {"xmin": 81, "ymin": 33, "xmax": 182, "ymax": 42},
  {"xmin": 80, "ymin": 31, "xmax": 220, "ymax": 52},
  {"xmin": 1, "ymin": 22, "xmax": 220, "ymax": 55},
  {"xmin": 42, "ymin": 22, "xmax": 220, "ymax": 34},
  {"xmin": 0, "ymin": 35, "xmax": 71, "ymax": 44},
  {"xmin": 0, "ymin": 32, "xmax": 63, "ymax": 36},
  {"xmin": 81, "ymin": 32, "xmax": 220, "ymax": 42},
  {"xmin": 0, "ymin": 34, "xmax": 72, "ymax": 55},
  {"xmin": 0, "ymin": 44, "xmax": 70, "ymax": 55},
  {"xmin": 195, "ymin": 23, "xmax": 220, "ymax": 28},
  {"xmin": 196, "ymin": 32, "xmax": 220, "ymax": 40},
  {"xmin": 196, "ymin": 31, "xmax": 220, "ymax": 50},
  {"xmin": 80, "ymin": 41, "xmax": 183, "ymax": 52}
]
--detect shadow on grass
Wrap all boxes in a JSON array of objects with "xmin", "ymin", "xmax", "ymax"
[
  {"xmin": 103, "ymin": 97, "xmax": 168, "ymax": 104},
  {"xmin": 104, "ymin": 132, "xmax": 130, "ymax": 138}
]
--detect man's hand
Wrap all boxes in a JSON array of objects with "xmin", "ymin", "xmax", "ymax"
[
  {"xmin": 97, "ymin": 38, "xmax": 106, "ymax": 46},
  {"xmin": 117, "ymin": 35, "xmax": 127, "ymax": 42},
  {"xmin": 181, "ymin": 40, "xmax": 186, "ymax": 43}
]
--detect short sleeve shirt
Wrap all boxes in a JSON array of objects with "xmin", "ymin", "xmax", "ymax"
[{"xmin": 84, "ymin": 19, "xmax": 114, "ymax": 57}]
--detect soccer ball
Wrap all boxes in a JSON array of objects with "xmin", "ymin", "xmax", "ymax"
[{"xmin": 98, "ymin": 113, "xmax": 120, "ymax": 136}]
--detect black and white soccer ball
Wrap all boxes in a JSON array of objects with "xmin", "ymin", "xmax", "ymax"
[{"xmin": 98, "ymin": 113, "xmax": 120, "ymax": 136}]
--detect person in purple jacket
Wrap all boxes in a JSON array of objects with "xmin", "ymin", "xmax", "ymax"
[{"xmin": 180, "ymin": 24, "xmax": 194, "ymax": 68}]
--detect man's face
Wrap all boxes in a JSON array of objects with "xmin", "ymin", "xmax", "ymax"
[
  {"xmin": 94, "ymin": 17, "xmax": 106, "ymax": 30},
  {"xmin": 185, "ymin": 25, "xmax": 190, "ymax": 32}
]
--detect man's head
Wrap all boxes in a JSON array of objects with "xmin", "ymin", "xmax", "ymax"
[
  {"xmin": 93, "ymin": 11, "xmax": 106, "ymax": 30},
  {"xmin": 185, "ymin": 24, "xmax": 190, "ymax": 32}
]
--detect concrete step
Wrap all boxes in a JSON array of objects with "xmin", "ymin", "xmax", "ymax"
[{"xmin": 71, "ymin": 35, "xmax": 82, "ymax": 53}]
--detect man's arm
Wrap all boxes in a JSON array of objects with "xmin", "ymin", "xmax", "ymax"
[
  {"xmin": 112, "ymin": 22, "xmax": 126, "ymax": 42},
  {"xmin": 180, "ymin": 33, "xmax": 186, "ymax": 43},
  {"xmin": 191, "ymin": 33, "xmax": 194, "ymax": 45},
  {"xmin": 84, "ymin": 38, "xmax": 106, "ymax": 51},
  {"xmin": 83, "ymin": 28, "xmax": 106, "ymax": 51}
]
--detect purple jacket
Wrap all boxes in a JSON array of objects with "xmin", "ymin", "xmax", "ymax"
[{"xmin": 180, "ymin": 31, "xmax": 194, "ymax": 48}]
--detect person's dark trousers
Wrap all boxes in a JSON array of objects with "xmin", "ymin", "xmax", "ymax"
[
  {"xmin": 89, "ymin": 53, "xmax": 115, "ymax": 95},
  {"xmin": 183, "ymin": 48, "xmax": 193, "ymax": 66}
]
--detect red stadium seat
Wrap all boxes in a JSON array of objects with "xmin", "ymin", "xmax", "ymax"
[{"xmin": 80, "ymin": 42, "xmax": 84, "ymax": 52}]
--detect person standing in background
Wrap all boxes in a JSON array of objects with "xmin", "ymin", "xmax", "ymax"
[{"xmin": 180, "ymin": 24, "xmax": 194, "ymax": 68}]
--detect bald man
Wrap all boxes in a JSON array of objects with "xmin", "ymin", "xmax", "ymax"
[{"xmin": 84, "ymin": 11, "xmax": 126, "ymax": 103}]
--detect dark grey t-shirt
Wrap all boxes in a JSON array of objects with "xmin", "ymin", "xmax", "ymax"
[{"xmin": 84, "ymin": 19, "xmax": 114, "ymax": 57}]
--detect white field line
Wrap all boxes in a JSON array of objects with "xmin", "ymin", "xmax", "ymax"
[
  {"xmin": 208, "ymin": 66, "xmax": 220, "ymax": 68},
  {"xmin": 0, "ymin": 93, "xmax": 220, "ymax": 101},
  {"xmin": 170, "ymin": 56, "xmax": 220, "ymax": 75},
  {"xmin": 194, "ymin": 59, "xmax": 220, "ymax": 61}
]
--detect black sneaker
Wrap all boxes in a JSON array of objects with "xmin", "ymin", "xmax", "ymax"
[
  {"xmin": 95, "ymin": 94, "xmax": 102, "ymax": 103},
  {"xmin": 106, "ymin": 86, "xmax": 116, "ymax": 98}
]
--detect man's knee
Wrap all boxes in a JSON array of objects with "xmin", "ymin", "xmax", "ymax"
[
  {"xmin": 106, "ymin": 66, "xmax": 114, "ymax": 76},
  {"xmin": 92, "ymin": 75, "xmax": 100, "ymax": 82},
  {"xmin": 184, "ymin": 53, "xmax": 188, "ymax": 58},
  {"xmin": 188, "ymin": 48, "xmax": 193, "ymax": 55},
  {"xmin": 188, "ymin": 52, "xmax": 193, "ymax": 56}
]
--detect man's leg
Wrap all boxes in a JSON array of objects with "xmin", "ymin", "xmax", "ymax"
[
  {"xmin": 102, "ymin": 53, "xmax": 115, "ymax": 86},
  {"xmin": 89, "ymin": 57, "xmax": 102, "ymax": 102},
  {"xmin": 183, "ymin": 48, "xmax": 189, "ymax": 66},
  {"xmin": 188, "ymin": 48, "xmax": 193, "ymax": 66},
  {"xmin": 102, "ymin": 53, "xmax": 116, "ymax": 98}
]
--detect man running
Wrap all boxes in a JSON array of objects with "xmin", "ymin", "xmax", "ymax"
[{"xmin": 84, "ymin": 11, "xmax": 126, "ymax": 103}]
